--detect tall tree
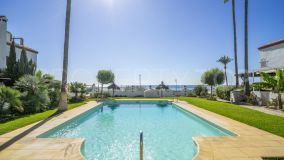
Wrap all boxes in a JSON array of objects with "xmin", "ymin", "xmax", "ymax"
[
  {"xmin": 58, "ymin": 0, "xmax": 72, "ymax": 111},
  {"xmin": 5, "ymin": 41, "xmax": 18, "ymax": 85},
  {"xmin": 244, "ymin": 0, "xmax": 250, "ymax": 95},
  {"xmin": 217, "ymin": 55, "xmax": 232, "ymax": 86},
  {"xmin": 97, "ymin": 70, "xmax": 114, "ymax": 98},
  {"xmin": 201, "ymin": 68, "xmax": 225, "ymax": 97},
  {"xmin": 28, "ymin": 59, "xmax": 36, "ymax": 75},
  {"xmin": 18, "ymin": 49, "xmax": 29, "ymax": 77},
  {"xmin": 224, "ymin": 0, "xmax": 239, "ymax": 87}
]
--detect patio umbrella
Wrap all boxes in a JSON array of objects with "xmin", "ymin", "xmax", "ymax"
[
  {"xmin": 108, "ymin": 83, "xmax": 120, "ymax": 97},
  {"xmin": 156, "ymin": 81, "xmax": 169, "ymax": 90},
  {"xmin": 156, "ymin": 81, "xmax": 169, "ymax": 97}
]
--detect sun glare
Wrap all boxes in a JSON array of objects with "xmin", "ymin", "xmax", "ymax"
[
  {"xmin": 104, "ymin": 0, "xmax": 114, "ymax": 6},
  {"xmin": 84, "ymin": 0, "xmax": 132, "ymax": 11}
]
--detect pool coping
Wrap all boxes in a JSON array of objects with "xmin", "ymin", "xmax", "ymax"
[{"xmin": 0, "ymin": 99, "xmax": 284, "ymax": 160}]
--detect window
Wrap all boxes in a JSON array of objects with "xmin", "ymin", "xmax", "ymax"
[{"xmin": 260, "ymin": 58, "xmax": 268, "ymax": 68}]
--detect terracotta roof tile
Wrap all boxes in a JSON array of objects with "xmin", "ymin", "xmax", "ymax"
[
  {"xmin": 6, "ymin": 42, "xmax": 38, "ymax": 54},
  {"xmin": 258, "ymin": 39, "xmax": 284, "ymax": 50}
]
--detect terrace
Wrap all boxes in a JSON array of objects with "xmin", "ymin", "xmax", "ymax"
[{"xmin": 1, "ymin": 0, "xmax": 284, "ymax": 159}]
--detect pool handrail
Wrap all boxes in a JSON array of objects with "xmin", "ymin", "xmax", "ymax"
[{"xmin": 140, "ymin": 131, "xmax": 143, "ymax": 160}]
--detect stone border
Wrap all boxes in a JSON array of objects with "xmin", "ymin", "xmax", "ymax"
[{"xmin": 174, "ymin": 100, "xmax": 284, "ymax": 160}]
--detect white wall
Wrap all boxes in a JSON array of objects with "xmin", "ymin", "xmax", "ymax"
[
  {"xmin": 112, "ymin": 91, "xmax": 145, "ymax": 97},
  {"xmin": 6, "ymin": 32, "xmax": 12, "ymax": 42},
  {"xmin": 12, "ymin": 45, "xmax": 37, "ymax": 64},
  {"xmin": 259, "ymin": 43, "xmax": 284, "ymax": 71},
  {"xmin": 103, "ymin": 89, "xmax": 187, "ymax": 97},
  {"xmin": 252, "ymin": 91, "xmax": 284, "ymax": 106},
  {"xmin": 0, "ymin": 16, "xmax": 37, "ymax": 69}
]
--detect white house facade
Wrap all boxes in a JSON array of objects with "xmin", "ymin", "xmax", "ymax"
[
  {"xmin": 0, "ymin": 16, "xmax": 38, "ymax": 69},
  {"xmin": 243, "ymin": 39, "xmax": 284, "ymax": 105},
  {"xmin": 258, "ymin": 39, "xmax": 284, "ymax": 72}
]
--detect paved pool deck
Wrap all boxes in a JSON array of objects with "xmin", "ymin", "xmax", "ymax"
[
  {"xmin": 0, "ymin": 100, "xmax": 284, "ymax": 160},
  {"xmin": 174, "ymin": 100, "xmax": 284, "ymax": 160},
  {"xmin": 0, "ymin": 101, "xmax": 100, "ymax": 160}
]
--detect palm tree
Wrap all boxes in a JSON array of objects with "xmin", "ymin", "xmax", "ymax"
[
  {"xmin": 69, "ymin": 82, "xmax": 87, "ymax": 101},
  {"xmin": 244, "ymin": 0, "xmax": 250, "ymax": 96},
  {"xmin": 224, "ymin": 0, "xmax": 239, "ymax": 87},
  {"xmin": 0, "ymin": 86, "xmax": 23, "ymax": 115},
  {"xmin": 217, "ymin": 56, "xmax": 232, "ymax": 86},
  {"xmin": 70, "ymin": 82, "xmax": 81, "ymax": 100},
  {"xmin": 58, "ymin": 0, "xmax": 72, "ymax": 111},
  {"xmin": 259, "ymin": 69, "xmax": 284, "ymax": 110}
]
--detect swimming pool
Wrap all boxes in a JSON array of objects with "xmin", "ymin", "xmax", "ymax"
[{"xmin": 39, "ymin": 101, "xmax": 234, "ymax": 160}]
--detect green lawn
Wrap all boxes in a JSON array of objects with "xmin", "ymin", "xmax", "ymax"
[
  {"xmin": 179, "ymin": 97, "xmax": 284, "ymax": 138},
  {"xmin": 0, "ymin": 100, "xmax": 91, "ymax": 135},
  {"xmin": 68, "ymin": 101, "xmax": 87, "ymax": 110},
  {"xmin": 0, "ymin": 109, "xmax": 57, "ymax": 135}
]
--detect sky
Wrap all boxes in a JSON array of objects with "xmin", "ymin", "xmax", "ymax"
[{"xmin": 1, "ymin": 0, "xmax": 284, "ymax": 85}]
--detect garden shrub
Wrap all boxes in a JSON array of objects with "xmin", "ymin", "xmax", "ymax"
[
  {"xmin": 245, "ymin": 94, "xmax": 258, "ymax": 105},
  {"xmin": 69, "ymin": 82, "xmax": 87, "ymax": 103},
  {"xmin": 38, "ymin": 73, "xmax": 61, "ymax": 109},
  {"xmin": 0, "ymin": 86, "xmax": 23, "ymax": 118},
  {"xmin": 69, "ymin": 96, "xmax": 86, "ymax": 103},
  {"xmin": 216, "ymin": 86, "xmax": 235, "ymax": 101},
  {"xmin": 187, "ymin": 91, "xmax": 196, "ymax": 97},
  {"xmin": 271, "ymin": 98, "xmax": 280, "ymax": 109},
  {"xmin": 206, "ymin": 96, "xmax": 217, "ymax": 101},
  {"xmin": 47, "ymin": 80, "xmax": 61, "ymax": 108},
  {"xmin": 92, "ymin": 92, "xmax": 111, "ymax": 98},
  {"xmin": 193, "ymin": 85, "xmax": 208, "ymax": 97},
  {"xmin": 15, "ymin": 75, "xmax": 50, "ymax": 114},
  {"xmin": 252, "ymin": 82, "xmax": 271, "ymax": 91}
]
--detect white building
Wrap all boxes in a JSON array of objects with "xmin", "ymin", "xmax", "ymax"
[
  {"xmin": 0, "ymin": 16, "xmax": 38, "ymax": 69},
  {"xmin": 258, "ymin": 39, "xmax": 284, "ymax": 72},
  {"xmin": 232, "ymin": 39, "xmax": 284, "ymax": 104},
  {"xmin": 247, "ymin": 39, "xmax": 284, "ymax": 105}
]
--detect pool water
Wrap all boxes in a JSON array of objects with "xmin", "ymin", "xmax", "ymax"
[{"xmin": 39, "ymin": 101, "xmax": 234, "ymax": 160}]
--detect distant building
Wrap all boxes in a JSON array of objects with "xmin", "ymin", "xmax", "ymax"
[
  {"xmin": 258, "ymin": 39, "xmax": 284, "ymax": 73},
  {"xmin": 0, "ymin": 16, "xmax": 38, "ymax": 69}
]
